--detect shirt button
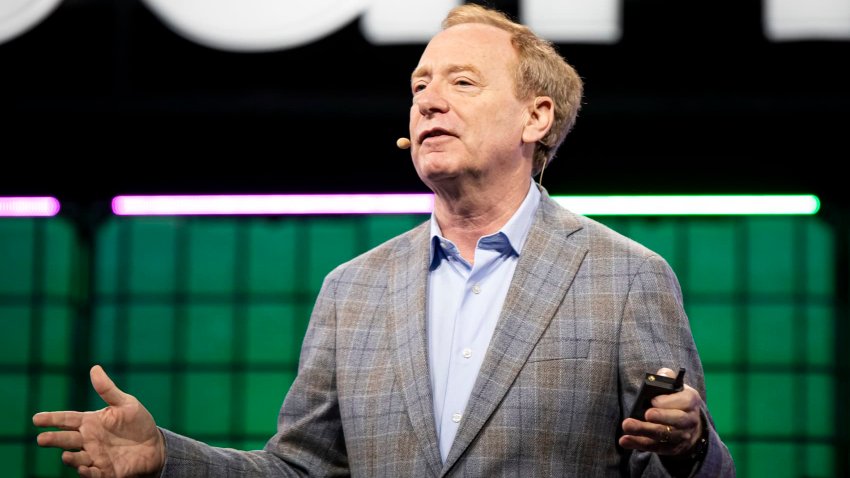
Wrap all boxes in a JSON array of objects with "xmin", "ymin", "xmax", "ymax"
[
  {"xmin": 472, "ymin": 284, "xmax": 481, "ymax": 294},
  {"xmin": 452, "ymin": 413, "xmax": 462, "ymax": 423},
  {"xmin": 462, "ymin": 348, "xmax": 472, "ymax": 358}
]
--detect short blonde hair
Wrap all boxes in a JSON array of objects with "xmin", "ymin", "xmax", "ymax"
[{"xmin": 443, "ymin": 4, "xmax": 583, "ymax": 175}]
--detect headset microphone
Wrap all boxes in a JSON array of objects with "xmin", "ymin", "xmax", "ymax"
[{"xmin": 396, "ymin": 137, "xmax": 411, "ymax": 150}]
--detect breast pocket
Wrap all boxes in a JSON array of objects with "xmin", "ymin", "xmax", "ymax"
[{"xmin": 527, "ymin": 338, "xmax": 590, "ymax": 362}]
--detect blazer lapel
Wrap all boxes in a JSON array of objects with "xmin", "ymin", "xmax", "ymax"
[
  {"xmin": 441, "ymin": 194, "xmax": 588, "ymax": 474},
  {"xmin": 387, "ymin": 224, "xmax": 444, "ymax": 476}
]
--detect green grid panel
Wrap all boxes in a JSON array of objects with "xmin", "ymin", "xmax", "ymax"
[
  {"xmin": 244, "ymin": 371, "xmax": 298, "ymax": 437},
  {"xmin": 247, "ymin": 220, "xmax": 298, "ymax": 295},
  {"xmin": 747, "ymin": 217, "xmax": 795, "ymax": 295},
  {"xmin": 5, "ymin": 211, "xmax": 842, "ymax": 478},
  {"xmin": 1, "ymin": 374, "xmax": 29, "ymax": 438},
  {"xmin": 739, "ymin": 442, "xmax": 836, "ymax": 478},
  {"xmin": 745, "ymin": 373, "xmax": 796, "ymax": 437},
  {"xmin": 126, "ymin": 305, "xmax": 177, "ymax": 365},
  {"xmin": 688, "ymin": 303, "xmax": 738, "ymax": 366},
  {"xmin": 0, "ymin": 219, "xmax": 37, "ymax": 295},
  {"xmin": 702, "ymin": 372, "xmax": 736, "ymax": 437},
  {"xmin": 183, "ymin": 371, "xmax": 234, "ymax": 437},
  {"xmin": 91, "ymin": 214, "xmax": 427, "ymax": 454},
  {"xmin": 747, "ymin": 304, "xmax": 795, "ymax": 365},
  {"xmin": 0, "ymin": 217, "xmax": 80, "ymax": 478},
  {"xmin": 187, "ymin": 221, "xmax": 238, "ymax": 295},
  {"xmin": 127, "ymin": 219, "xmax": 181, "ymax": 295},
  {"xmin": 685, "ymin": 219, "xmax": 737, "ymax": 296},
  {"xmin": 306, "ymin": 219, "xmax": 361, "ymax": 292},
  {"xmin": 803, "ymin": 218, "xmax": 834, "ymax": 296},
  {"xmin": 0, "ymin": 445, "xmax": 25, "ymax": 478},
  {"xmin": 0, "ymin": 306, "xmax": 30, "ymax": 365},
  {"xmin": 186, "ymin": 304, "xmax": 235, "ymax": 365},
  {"xmin": 246, "ymin": 304, "xmax": 305, "ymax": 366},
  {"xmin": 805, "ymin": 304, "xmax": 835, "ymax": 367}
]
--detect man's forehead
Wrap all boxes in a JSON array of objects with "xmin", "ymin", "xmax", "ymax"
[{"xmin": 413, "ymin": 23, "xmax": 516, "ymax": 77}]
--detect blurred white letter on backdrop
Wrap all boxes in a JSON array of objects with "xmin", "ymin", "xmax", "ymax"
[
  {"xmin": 765, "ymin": 0, "xmax": 850, "ymax": 40},
  {"xmin": 0, "ymin": 0, "xmax": 62, "ymax": 45}
]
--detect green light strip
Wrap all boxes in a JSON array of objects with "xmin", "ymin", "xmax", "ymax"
[{"xmin": 551, "ymin": 195, "xmax": 820, "ymax": 216}]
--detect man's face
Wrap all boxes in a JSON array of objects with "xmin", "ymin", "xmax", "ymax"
[{"xmin": 409, "ymin": 23, "xmax": 532, "ymax": 189}]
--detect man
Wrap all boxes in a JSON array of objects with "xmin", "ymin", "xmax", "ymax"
[{"xmin": 34, "ymin": 4, "xmax": 735, "ymax": 477}]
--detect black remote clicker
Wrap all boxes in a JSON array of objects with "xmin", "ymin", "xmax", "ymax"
[{"xmin": 628, "ymin": 368, "xmax": 686, "ymax": 421}]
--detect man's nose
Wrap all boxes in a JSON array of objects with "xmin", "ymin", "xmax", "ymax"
[{"xmin": 415, "ymin": 84, "xmax": 449, "ymax": 116}]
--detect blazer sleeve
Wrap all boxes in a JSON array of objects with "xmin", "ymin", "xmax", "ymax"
[
  {"xmin": 619, "ymin": 254, "xmax": 736, "ymax": 478},
  {"xmin": 160, "ymin": 273, "xmax": 349, "ymax": 477}
]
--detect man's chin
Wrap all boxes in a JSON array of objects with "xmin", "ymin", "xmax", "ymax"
[{"xmin": 415, "ymin": 153, "xmax": 458, "ymax": 175}]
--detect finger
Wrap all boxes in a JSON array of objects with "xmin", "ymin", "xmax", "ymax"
[
  {"xmin": 37, "ymin": 430, "xmax": 83, "ymax": 450},
  {"xmin": 91, "ymin": 364, "xmax": 128, "ymax": 407},
  {"xmin": 643, "ymin": 406, "xmax": 694, "ymax": 428},
  {"xmin": 62, "ymin": 450, "xmax": 93, "ymax": 468},
  {"xmin": 619, "ymin": 433, "xmax": 671, "ymax": 453},
  {"xmin": 621, "ymin": 429, "xmax": 695, "ymax": 456},
  {"xmin": 78, "ymin": 465, "xmax": 103, "ymax": 478},
  {"xmin": 647, "ymin": 392, "xmax": 704, "ymax": 426},
  {"xmin": 32, "ymin": 411, "xmax": 84, "ymax": 429},
  {"xmin": 619, "ymin": 433, "xmax": 660, "ymax": 451},
  {"xmin": 622, "ymin": 417, "xmax": 665, "ymax": 437}
]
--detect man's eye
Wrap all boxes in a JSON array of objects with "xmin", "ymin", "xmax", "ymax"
[{"xmin": 412, "ymin": 84, "xmax": 426, "ymax": 93}]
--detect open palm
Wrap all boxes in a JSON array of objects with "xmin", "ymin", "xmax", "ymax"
[{"xmin": 33, "ymin": 365, "xmax": 165, "ymax": 478}]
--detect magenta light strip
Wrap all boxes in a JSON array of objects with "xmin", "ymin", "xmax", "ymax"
[
  {"xmin": 0, "ymin": 197, "xmax": 61, "ymax": 217},
  {"xmin": 112, "ymin": 194, "xmax": 436, "ymax": 215}
]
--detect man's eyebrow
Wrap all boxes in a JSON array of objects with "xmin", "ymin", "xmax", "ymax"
[
  {"xmin": 411, "ymin": 64, "xmax": 482, "ymax": 82},
  {"xmin": 411, "ymin": 66, "xmax": 429, "ymax": 82},
  {"xmin": 446, "ymin": 64, "xmax": 482, "ymax": 77}
]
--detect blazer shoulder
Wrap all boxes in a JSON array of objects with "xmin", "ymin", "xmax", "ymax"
[
  {"xmin": 582, "ymin": 215, "xmax": 655, "ymax": 254},
  {"xmin": 552, "ymin": 203, "xmax": 667, "ymax": 274}
]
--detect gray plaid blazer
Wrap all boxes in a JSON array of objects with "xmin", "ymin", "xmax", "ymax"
[{"xmin": 161, "ymin": 191, "xmax": 735, "ymax": 477}]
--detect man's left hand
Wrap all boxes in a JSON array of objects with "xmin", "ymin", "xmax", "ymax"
[{"xmin": 619, "ymin": 367, "xmax": 704, "ymax": 456}]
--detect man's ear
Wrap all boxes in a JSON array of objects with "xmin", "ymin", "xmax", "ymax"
[{"xmin": 522, "ymin": 96, "xmax": 554, "ymax": 144}]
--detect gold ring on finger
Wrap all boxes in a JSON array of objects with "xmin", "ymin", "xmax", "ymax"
[{"xmin": 659, "ymin": 425, "xmax": 671, "ymax": 443}]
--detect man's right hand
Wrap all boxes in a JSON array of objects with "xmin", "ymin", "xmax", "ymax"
[{"xmin": 33, "ymin": 365, "xmax": 165, "ymax": 478}]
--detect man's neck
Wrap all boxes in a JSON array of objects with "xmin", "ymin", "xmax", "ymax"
[{"xmin": 433, "ymin": 178, "xmax": 532, "ymax": 264}]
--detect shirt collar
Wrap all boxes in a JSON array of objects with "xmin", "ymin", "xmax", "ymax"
[{"xmin": 428, "ymin": 182, "xmax": 541, "ymax": 269}]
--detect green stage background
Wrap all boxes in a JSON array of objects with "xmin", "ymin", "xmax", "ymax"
[{"xmin": 1, "ymin": 211, "xmax": 846, "ymax": 477}]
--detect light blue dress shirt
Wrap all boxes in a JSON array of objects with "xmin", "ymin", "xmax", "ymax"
[{"xmin": 427, "ymin": 182, "xmax": 541, "ymax": 462}]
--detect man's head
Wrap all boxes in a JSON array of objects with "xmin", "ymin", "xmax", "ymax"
[
  {"xmin": 431, "ymin": 4, "xmax": 583, "ymax": 176},
  {"xmin": 410, "ymin": 20, "xmax": 540, "ymax": 191}
]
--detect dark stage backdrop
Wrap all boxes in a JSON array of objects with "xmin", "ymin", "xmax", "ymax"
[{"xmin": 2, "ymin": 0, "xmax": 849, "ymax": 209}]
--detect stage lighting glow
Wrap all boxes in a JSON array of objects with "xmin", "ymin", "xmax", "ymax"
[
  {"xmin": 552, "ymin": 195, "xmax": 820, "ymax": 215},
  {"xmin": 112, "ymin": 194, "xmax": 436, "ymax": 216},
  {"xmin": 111, "ymin": 194, "xmax": 819, "ymax": 216},
  {"xmin": 0, "ymin": 197, "xmax": 61, "ymax": 217}
]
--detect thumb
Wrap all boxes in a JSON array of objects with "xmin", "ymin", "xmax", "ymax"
[
  {"xmin": 91, "ymin": 365, "xmax": 128, "ymax": 407},
  {"xmin": 655, "ymin": 367, "xmax": 676, "ymax": 378}
]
